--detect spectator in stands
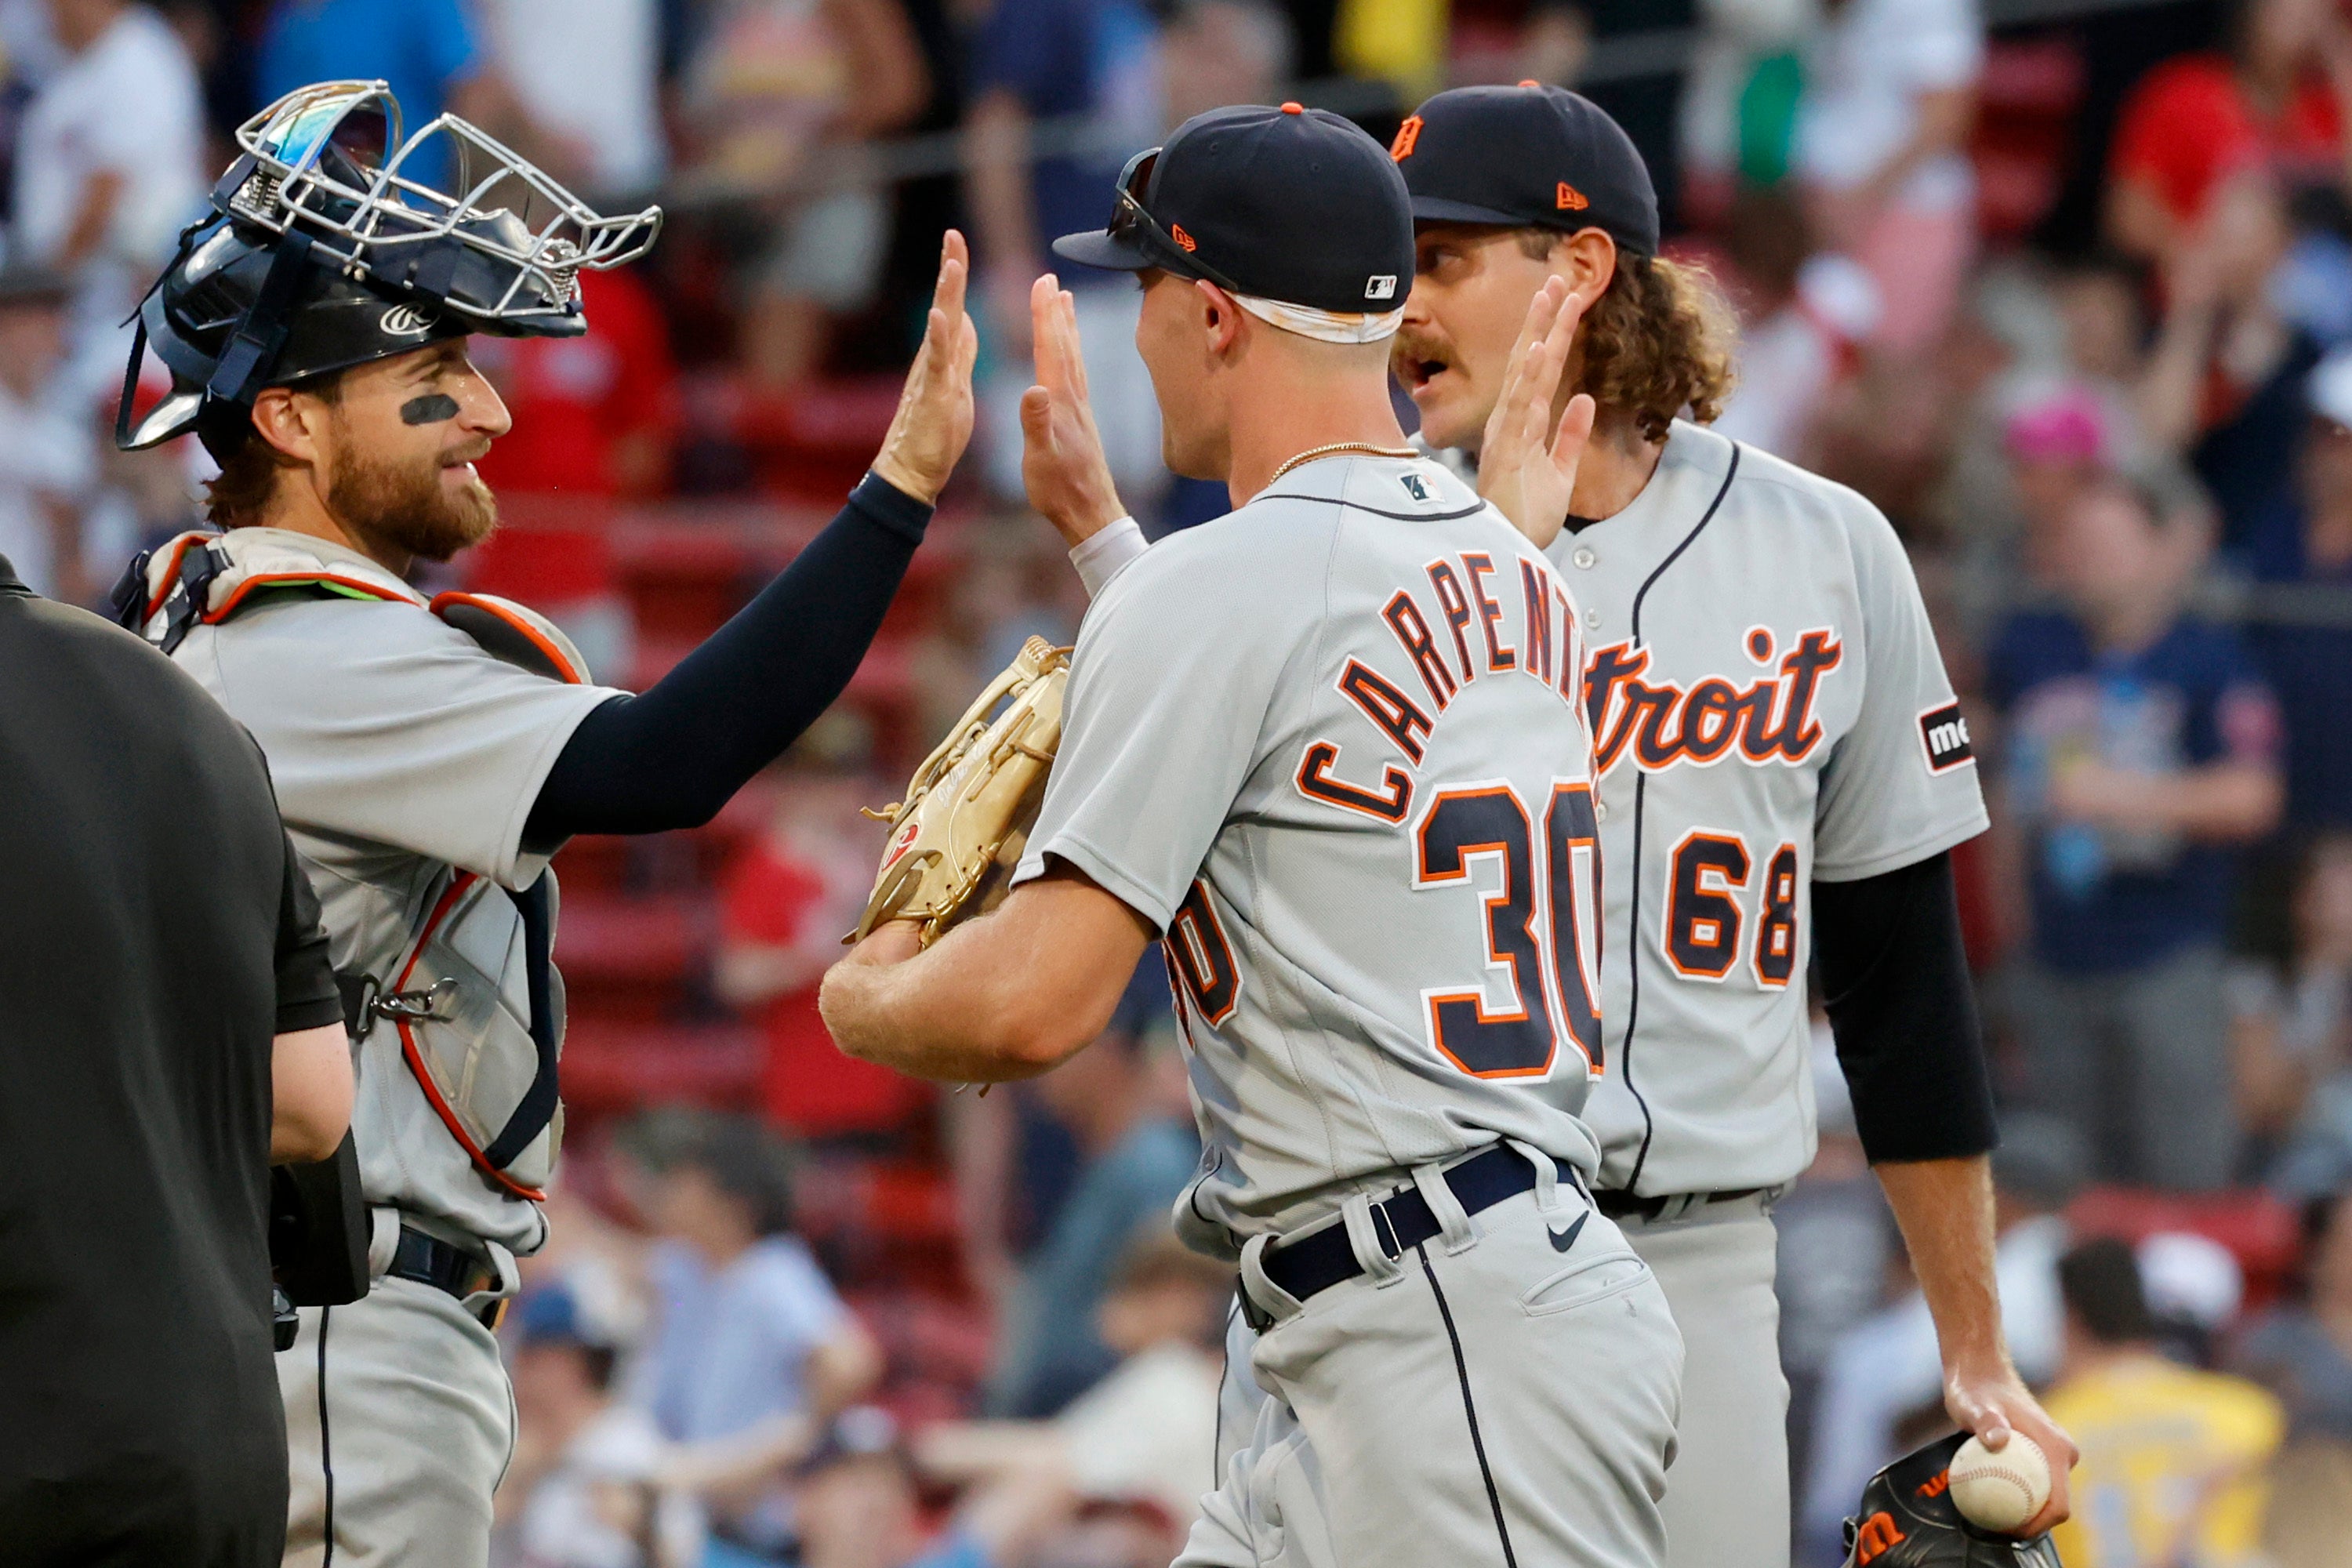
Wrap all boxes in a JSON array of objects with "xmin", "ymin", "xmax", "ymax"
[
  {"xmin": 676, "ymin": 0, "xmax": 928, "ymax": 389},
  {"xmin": 2241, "ymin": 350, "xmax": 2352, "ymax": 829},
  {"xmin": 499, "ymin": 1283, "xmax": 696, "ymax": 1568},
  {"xmin": 2235, "ymin": 1187, "xmax": 2352, "ymax": 1566},
  {"xmin": 637, "ymin": 1113, "xmax": 884, "ymax": 1566},
  {"xmin": 964, "ymin": 0, "xmax": 1165, "ymax": 508},
  {"xmin": 2236, "ymin": 1189, "xmax": 2352, "ymax": 1441},
  {"xmin": 458, "ymin": 244, "xmax": 677, "ymax": 489},
  {"xmin": 986, "ymin": 962, "xmax": 1195, "ymax": 1419},
  {"xmin": 792, "ymin": 1405, "xmax": 1122, "ymax": 1568},
  {"xmin": 2045, "ymin": 1236, "xmax": 2283, "ymax": 1568},
  {"xmin": 1799, "ymin": 1112, "xmax": 2082, "ymax": 1563},
  {"xmin": 477, "ymin": 0, "xmax": 666, "ymax": 201},
  {"xmin": 1991, "ymin": 470, "xmax": 2285, "ymax": 1190},
  {"xmin": 0, "ymin": 266, "xmax": 90, "ymax": 603},
  {"xmin": 921, "ymin": 1232, "xmax": 1226, "ymax": 1531},
  {"xmin": 1792, "ymin": 0, "xmax": 1984, "ymax": 353},
  {"xmin": 11, "ymin": 0, "xmax": 203, "ymax": 403},
  {"xmin": 2229, "ymin": 835, "xmax": 2352, "ymax": 1175},
  {"xmin": 2129, "ymin": 169, "xmax": 2323, "ymax": 551},
  {"xmin": 2106, "ymin": 0, "xmax": 2352, "ymax": 268},
  {"xmin": 256, "ymin": 0, "xmax": 509, "ymax": 162},
  {"xmin": 717, "ymin": 772, "xmax": 931, "ymax": 1144},
  {"xmin": 1710, "ymin": 185, "xmax": 1879, "ymax": 460}
]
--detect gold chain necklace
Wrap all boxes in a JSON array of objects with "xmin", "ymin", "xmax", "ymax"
[{"xmin": 1265, "ymin": 441, "xmax": 1421, "ymax": 486}]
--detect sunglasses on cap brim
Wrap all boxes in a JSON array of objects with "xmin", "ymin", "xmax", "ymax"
[{"xmin": 1110, "ymin": 147, "xmax": 1244, "ymax": 295}]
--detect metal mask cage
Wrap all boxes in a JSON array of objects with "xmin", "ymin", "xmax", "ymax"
[{"xmin": 226, "ymin": 81, "xmax": 662, "ymax": 324}]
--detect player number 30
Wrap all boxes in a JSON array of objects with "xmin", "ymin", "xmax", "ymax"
[{"xmin": 1409, "ymin": 782, "xmax": 1604, "ymax": 1082}]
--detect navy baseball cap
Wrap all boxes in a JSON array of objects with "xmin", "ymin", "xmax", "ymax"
[
  {"xmin": 1053, "ymin": 103, "xmax": 1416, "ymax": 321},
  {"xmin": 1392, "ymin": 84, "xmax": 1659, "ymax": 258}
]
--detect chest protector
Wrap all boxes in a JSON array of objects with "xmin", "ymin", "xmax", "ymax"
[{"xmin": 116, "ymin": 530, "xmax": 590, "ymax": 1201}]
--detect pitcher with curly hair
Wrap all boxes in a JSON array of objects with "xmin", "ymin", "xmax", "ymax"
[{"xmin": 1377, "ymin": 84, "xmax": 2074, "ymax": 1568}]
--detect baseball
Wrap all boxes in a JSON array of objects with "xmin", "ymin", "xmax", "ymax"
[{"xmin": 1948, "ymin": 1433, "xmax": 2052, "ymax": 1534}]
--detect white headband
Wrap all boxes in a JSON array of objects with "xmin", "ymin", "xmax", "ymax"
[{"xmin": 1232, "ymin": 292, "xmax": 1406, "ymax": 345}]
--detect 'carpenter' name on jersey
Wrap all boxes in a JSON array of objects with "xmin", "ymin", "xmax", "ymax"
[{"xmin": 1297, "ymin": 548, "xmax": 1586, "ymax": 825}]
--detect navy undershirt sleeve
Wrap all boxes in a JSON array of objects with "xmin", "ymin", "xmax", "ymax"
[
  {"xmin": 1813, "ymin": 851, "xmax": 1999, "ymax": 1165},
  {"xmin": 522, "ymin": 473, "xmax": 931, "ymax": 848}
]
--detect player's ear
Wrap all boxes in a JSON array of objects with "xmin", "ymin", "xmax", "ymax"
[
  {"xmin": 1556, "ymin": 228, "xmax": 1617, "ymax": 315},
  {"xmin": 248, "ymin": 386, "xmax": 323, "ymax": 466},
  {"xmin": 1198, "ymin": 279, "xmax": 1243, "ymax": 358}
]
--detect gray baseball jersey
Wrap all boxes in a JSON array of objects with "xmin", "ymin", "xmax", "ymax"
[
  {"xmin": 164, "ymin": 527, "xmax": 621, "ymax": 1254},
  {"xmin": 1546, "ymin": 421, "xmax": 1987, "ymax": 1196},
  {"xmin": 1013, "ymin": 452, "xmax": 1610, "ymax": 1256}
]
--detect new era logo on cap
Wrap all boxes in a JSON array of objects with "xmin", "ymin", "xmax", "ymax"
[
  {"xmin": 1366, "ymin": 274, "xmax": 1396, "ymax": 300},
  {"xmin": 1556, "ymin": 182, "xmax": 1588, "ymax": 211},
  {"xmin": 1918, "ymin": 702, "xmax": 1974, "ymax": 773}
]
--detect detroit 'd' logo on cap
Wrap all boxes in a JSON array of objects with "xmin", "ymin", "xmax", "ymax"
[
  {"xmin": 379, "ymin": 303, "xmax": 442, "ymax": 337},
  {"xmin": 1389, "ymin": 115, "xmax": 1423, "ymax": 161}
]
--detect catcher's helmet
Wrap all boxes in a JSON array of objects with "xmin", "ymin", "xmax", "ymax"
[
  {"xmin": 119, "ymin": 80, "xmax": 662, "ymax": 462},
  {"xmin": 1844, "ymin": 1433, "xmax": 2064, "ymax": 1568}
]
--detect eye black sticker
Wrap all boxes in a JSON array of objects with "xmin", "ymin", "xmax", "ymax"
[{"xmin": 400, "ymin": 394, "xmax": 460, "ymax": 426}]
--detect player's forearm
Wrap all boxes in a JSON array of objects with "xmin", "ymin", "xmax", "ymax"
[
  {"xmin": 522, "ymin": 474, "xmax": 928, "ymax": 844},
  {"xmin": 1875, "ymin": 1156, "xmax": 2009, "ymax": 1374},
  {"xmin": 821, "ymin": 918, "xmax": 1095, "ymax": 1081},
  {"xmin": 822, "ymin": 876, "xmax": 1148, "ymax": 1081}
]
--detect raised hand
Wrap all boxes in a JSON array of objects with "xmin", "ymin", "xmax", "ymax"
[
  {"xmin": 872, "ymin": 230, "xmax": 982, "ymax": 505},
  {"xmin": 1478, "ymin": 275, "xmax": 1595, "ymax": 552},
  {"xmin": 1018, "ymin": 275, "xmax": 1127, "ymax": 546}
]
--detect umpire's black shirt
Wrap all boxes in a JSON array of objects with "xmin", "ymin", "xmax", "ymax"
[{"xmin": 0, "ymin": 554, "xmax": 343, "ymax": 1566}]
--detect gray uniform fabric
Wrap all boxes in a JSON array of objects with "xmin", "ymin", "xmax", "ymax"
[
  {"xmin": 169, "ymin": 529, "xmax": 620, "ymax": 1251},
  {"xmin": 1615, "ymin": 1198, "xmax": 1788, "ymax": 1568},
  {"xmin": 161, "ymin": 528, "xmax": 619, "ymax": 1566},
  {"xmin": 1018, "ymin": 452, "xmax": 1679, "ymax": 1566},
  {"xmin": 1556, "ymin": 423, "xmax": 1987, "ymax": 1198},
  {"xmin": 1189, "ymin": 1178, "xmax": 1682, "ymax": 1568},
  {"xmin": 278, "ymin": 1279, "xmax": 515, "ymax": 1568},
  {"xmin": 1092, "ymin": 423, "xmax": 1984, "ymax": 1568}
]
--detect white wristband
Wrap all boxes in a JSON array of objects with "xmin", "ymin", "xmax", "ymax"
[{"xmin": 1070, "ymin": 515, "xmax": 1150, "ymax": 600}]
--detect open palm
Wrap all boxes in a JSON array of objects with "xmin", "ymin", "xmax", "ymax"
[{"xmin": 1479, "ymin": 276, "xmax": 1595, "ymax": 553}]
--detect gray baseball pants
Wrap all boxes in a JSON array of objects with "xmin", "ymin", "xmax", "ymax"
[
  {"xmin": 278, "ymin": 1275, "xmax": 514, "ymax": 1567},
  {"xmin": 1616, "ymin": 1196, "xmax": 1790, "ymax": 1568},
  {"xmin": 1185, "ymin": 1157, "xmax": 1683, "ymax": 1568}
]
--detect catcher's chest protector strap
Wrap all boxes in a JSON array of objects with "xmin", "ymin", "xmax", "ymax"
[{"xmin": 114, "ymin": 529, "xmax": 586, "ymax": 1199}]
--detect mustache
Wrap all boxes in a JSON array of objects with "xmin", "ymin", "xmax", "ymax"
[
  {"xmin": 441, "ymin": 437, "xmax": 493, "ymax": 467},
  {"xmin": 1390, "ymin": 330, "xmax": 1454, "ymax": 372}
]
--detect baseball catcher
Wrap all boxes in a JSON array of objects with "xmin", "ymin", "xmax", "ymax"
[{"xmin": 113, "ymin": 80, "xmax": 977, "ymax": 1566}]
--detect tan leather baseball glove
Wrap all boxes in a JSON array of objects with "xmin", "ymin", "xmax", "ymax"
[{"xmin": 850, "ymin": 636, "xmax": 1072, "ymax": 947}]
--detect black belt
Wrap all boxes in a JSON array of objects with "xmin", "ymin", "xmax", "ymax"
[
  {"xmin": 1249, "ymin": 1144, "xmax": 1583, "ymax": 1325},
  {"xmin": 387, "ymin": 1226, "xmax": 506, "ymax": 1329},
  {"xmin": 1592, "ymin": 1186, "xmax": 1766, "ymax": 1224}
]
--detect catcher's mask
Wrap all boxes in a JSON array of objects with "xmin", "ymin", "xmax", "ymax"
[
  {"xmin": 118, "ymin": 80, "xmax": 662, "ymax": 463},
  {"xmin": 1845, "ymin": 1433, "xmax": 2064, "ymax": 1568}
]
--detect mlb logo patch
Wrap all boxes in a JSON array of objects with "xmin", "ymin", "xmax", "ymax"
[
  {"xmin": 1400, "ymin": 473, "xmax": 1428, "ymax": 501},
  {"xmin": 1918, "ymin": 702, "xmax": 1974, "ymax": 772},
  {"xmin": 1366, "ymin": 274, "xmax": 1397, "ymax": 301}
]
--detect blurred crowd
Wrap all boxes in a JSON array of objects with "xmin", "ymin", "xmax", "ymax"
[{"xmin": 12, "ymin": 0, "xmax": 2352, "ymax": 1564}]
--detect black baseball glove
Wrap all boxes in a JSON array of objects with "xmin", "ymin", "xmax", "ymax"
[{"xmin": 1844, "ymin": 1432, "xmax": 2064, "ymax": 1568}]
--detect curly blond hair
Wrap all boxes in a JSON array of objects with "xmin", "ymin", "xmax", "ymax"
[{"xmin": 1520, "ymin": 234, "xmax": 1738, "ymax": 443}]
